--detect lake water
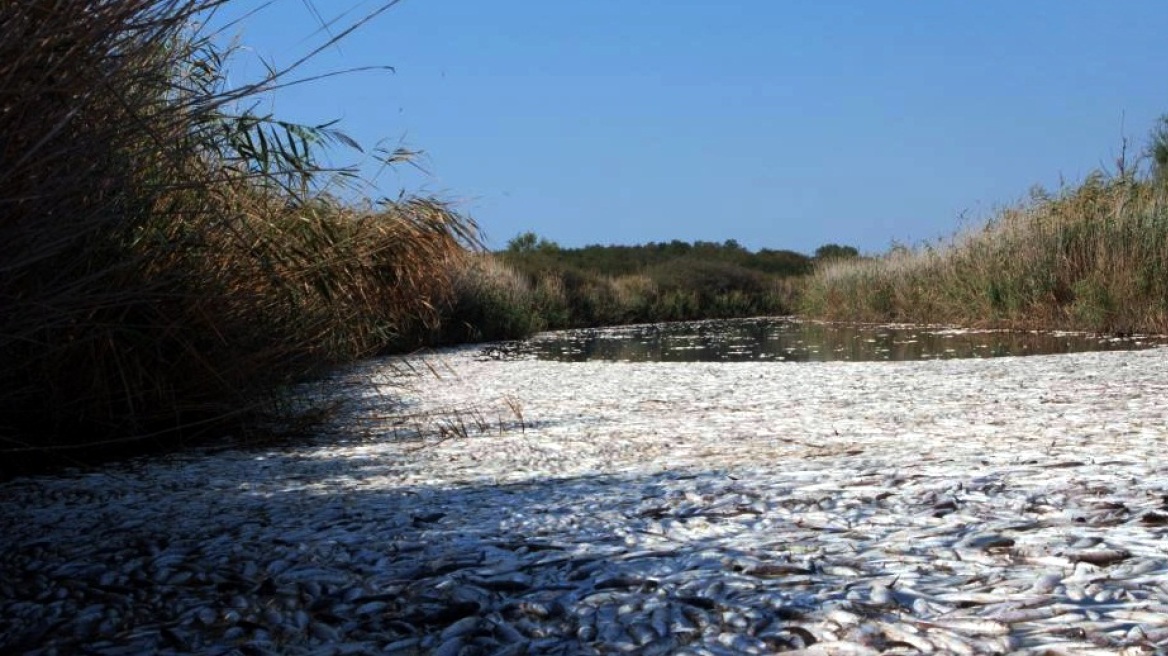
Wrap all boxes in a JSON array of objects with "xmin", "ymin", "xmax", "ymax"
[{"xmin": 488, "ymin": 317, "xmax": 1165, "ymax": 363}]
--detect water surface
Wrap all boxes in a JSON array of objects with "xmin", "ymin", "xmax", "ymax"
[{"xmin": 488, "ymin": 318, "xmax": 1165, "ymax": 363}]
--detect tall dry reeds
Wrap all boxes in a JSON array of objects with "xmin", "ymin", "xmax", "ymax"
[
  {"xmin": 800, "ymin": 173, "xmax": 1168, "ymax": 333},
  {"xmin": 0, "ymin": 0, "xmax": 474, "ymax": 469}
]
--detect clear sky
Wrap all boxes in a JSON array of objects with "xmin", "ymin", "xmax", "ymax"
[{"xmin": 207, "ymin": 1, "xmax": 1168, "ymax": 254}]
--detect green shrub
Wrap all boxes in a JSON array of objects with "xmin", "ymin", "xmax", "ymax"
[
  {"xmin": 440, "ymin": 256, "xmax": 544, "ymax": 342},
  {"xmin": 648, "ymin": 258, "xmax": 769, "ymax": 298}
]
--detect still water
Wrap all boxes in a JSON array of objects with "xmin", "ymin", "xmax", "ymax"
[{"xmin": 492, "ymin": 318, "xmax": 1165, "ymax": 363}]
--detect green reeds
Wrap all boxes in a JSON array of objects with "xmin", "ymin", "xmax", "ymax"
[
  {"xmin": 0, "ymin": 0, "xmax": 475, "ymax": 468},
  {"xmin": 800, "ymin": 173, "xmax": 1168, "ymax": 333}
]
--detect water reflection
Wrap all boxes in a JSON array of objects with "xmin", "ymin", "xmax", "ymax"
[{"xmin": 497, "ymin": 318, "xmax": 1165, "ymax": 363}]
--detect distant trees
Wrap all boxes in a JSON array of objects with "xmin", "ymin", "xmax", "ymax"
[
  {"xmin": 500, "ymin": 233, "xmax": 814, "ymax": 279},
  {"xmin": 506, "ymin": 231, "xmax": 560, "ymax": 254},
  {"xmin": 813, "ymin": 243, "xmax": 860, "ymax": 261},
  {"xmin": 501, "ymin": 233, "xmax": 863, "ymax": 275}
]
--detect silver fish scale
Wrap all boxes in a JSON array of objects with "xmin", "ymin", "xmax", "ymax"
[{"xmin": 4, "ymin": 346, "xmax": 1168, "ymax": 654}]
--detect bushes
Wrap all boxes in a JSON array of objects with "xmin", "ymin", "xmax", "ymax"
[
  {"xmin": 502, "ymin": 235, "xmax": 814, "ymax": 279},
  {"xmin": 648, "ymin": 257, "xmax": 767, "ymax": 297},
  {"xmin": 0, "ymin": 1, "xmax": 475, "ymax": 467},
  {"xmin": 439, "ymin": 255, "xmax": 549, "ymax": 343},
  {"xmin": 438, "ymin": 250, "xmax": 802, "ymax": 342}
]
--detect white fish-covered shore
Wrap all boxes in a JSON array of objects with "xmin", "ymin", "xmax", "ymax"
[{"xmin": 3, "ymin": 345, "xmax": 1168, "ymax": 655}]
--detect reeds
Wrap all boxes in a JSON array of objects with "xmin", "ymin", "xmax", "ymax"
[
  {"xmin": 800, "ymin": 173, "xmax": 1168, "ymax": 333},
  {"xmin": 0, "ymin": 0, "xmax": 475, "ymax": 468},
  {"xmin": 437, "ymin": 252, "xmax": 800, "ymax": 342},
  {"xmin": 440, "ymin": 254, "xmax": 549, "ymax": 342}
]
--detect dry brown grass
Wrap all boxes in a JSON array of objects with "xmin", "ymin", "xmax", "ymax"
[
  {"xmin": 800, "ymin": 174, "xmax": 1168, "ymax": 333},
  {"xmin": 0, "ymin": 0, "xmax": 475, "ymax": 469}
]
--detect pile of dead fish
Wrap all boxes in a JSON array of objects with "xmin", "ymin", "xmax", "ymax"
[{"xmin": 3, "ymin": 346, "xmax": 1168, "ymax": 655}]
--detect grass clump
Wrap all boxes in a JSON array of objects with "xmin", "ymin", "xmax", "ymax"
[
  {"xmin": 800, "ymin": 164, "xmax": 1168, "ymax": 333},
  {"xmin": 0, "ymin": 0, "xmax": 475, "ymax": 471},
  {"xmin": 439, "ymin": 255, "xmax": 551, "ymax": 343}
]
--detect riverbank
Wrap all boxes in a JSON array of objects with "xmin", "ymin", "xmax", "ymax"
[
  {"xmin": 3, "ymin": 346, "xmax": 1167, "ymax": 654},
  {"xmin": 800, "ymin": 174, "xmax": 1168, "ymax": 335}
]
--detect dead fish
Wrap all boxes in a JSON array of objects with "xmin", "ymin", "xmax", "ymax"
[
  {"xmin": 922, "ymin": 618, "xmax": 1010, "ymax": 636},
  {"xmin": 989, "ymin": 606, "xmax": 1059, "ymax": 623},
  {"xmin": 1028, "ymin": 572, "xmax": 1064, "ymax": 594},
  {"xmin": 1065, "ymin": 548, "xmax": 1130, "ymax": 567},
  {"xmin": 440, "ymin": 615, "xmax": 483, "ymax": 640},
  {"xmin": 716, "ymin": 632, "xmax": 768, "ymax": 654},
  {"xmin": 745, "ymin": 563, "xmax": 814, "ymax": 578},
  {"xmin": 877, "ymin": 623, "xmax": 935, "ymax": 654},
  {"xmin": 431, "ymin": 636, "xmax": 467, "ymax": 656},
  {"xmin": 957, "ymin": 533, "xmax": 1015, "ymax": 551},
  {"xmin": 782, "ymin": 641, "xmax": 880, "ymax": 655},
  {"xmin": 921, "ymin": 629, "xmax": 975, "ymax": 656}
]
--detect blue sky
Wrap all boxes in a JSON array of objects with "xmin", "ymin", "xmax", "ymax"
[{"xmin": 208, "ymin": 1, "xmax": 1168, "ymax": 254}]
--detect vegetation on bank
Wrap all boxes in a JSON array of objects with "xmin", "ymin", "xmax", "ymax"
[
  {"xmin": 434, "ymin": 237, "xmax": 854, "ymax": 342},
  {"xmin": 800, "ymin": 126, "xmax": 1168, "ymax": 333},
  {"xmin": 0, "ymin": 1, "xmax": 475, "ymax": 470}
]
